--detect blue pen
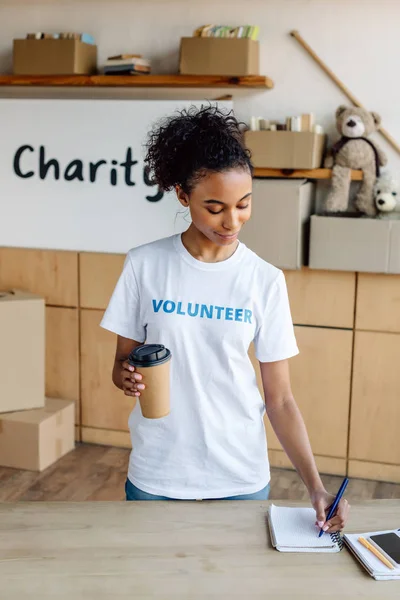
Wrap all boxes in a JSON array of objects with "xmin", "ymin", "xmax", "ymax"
[{"xmin": 318, "ymin": 477, "xmax": 349, "ymax": 538}]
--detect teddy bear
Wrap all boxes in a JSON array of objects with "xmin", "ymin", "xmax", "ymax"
[
  {"xmin": 373, "ymin": 172, "xmax": 400, "ymax": 219},
  {"xmin": 324, "ymin": 105, "xmax": 387, "ymax": 217}
]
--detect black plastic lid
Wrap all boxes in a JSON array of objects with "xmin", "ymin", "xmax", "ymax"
[{"xmin": 128, "ymin": 344, "xmax": 171, "ymax": 367}]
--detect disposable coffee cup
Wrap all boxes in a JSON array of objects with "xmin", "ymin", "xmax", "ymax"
[{"xmin": 128, "ymin": 344, "xmax": 172, "ymax": 419}]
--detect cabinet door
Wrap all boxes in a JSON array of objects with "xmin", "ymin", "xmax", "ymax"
[
  {"xmin": 251, "ymin": 326, "xmax": 352, "ymax": 458},
  {"xmin": 356, "ymin": 273, "xmax": 400, "ymax": 333},
  {"xmin": 284, "ymin": 268, "xmax": 355, "ymax": 328},
  {"xmin": 80, "ymin": 309, "xmax": 135, "ymax": 431},
  {"xmin": 79, "ymin": 252, "xmax": 125, "ymax": 310},
  {"xmin": 46, "ymin": 307, "xmax": 80, "ymax": 423},
  {"xmin": 0, "ymin": 247, "xmax": 78, "ymax": 306},
  {"xmin": 349, "ymin": 331, "xmax": 400, "ymax": 464}
]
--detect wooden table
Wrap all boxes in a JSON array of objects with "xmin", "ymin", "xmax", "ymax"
[{"xmin": 0, "ymin": 500, "xmax": 399, "ymax": 598}]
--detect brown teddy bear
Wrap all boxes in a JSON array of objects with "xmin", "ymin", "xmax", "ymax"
[{"xmin": 324, "ymin": 105, "xmax": 387, "ymax": 216}]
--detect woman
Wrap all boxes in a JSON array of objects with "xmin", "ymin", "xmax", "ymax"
[{"xmin": 101, "ymin": 105, "xmax": 349, "ymax": 534}]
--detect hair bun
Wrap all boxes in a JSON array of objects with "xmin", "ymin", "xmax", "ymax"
[{"xmin": 144, "ymin": 104, "xmax": 252, "ymax": 193}]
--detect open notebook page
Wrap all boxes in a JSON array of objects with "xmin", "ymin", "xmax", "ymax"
[{"xmin": 269, "ymin": 504, "xmax": 340, "ymax": 549}]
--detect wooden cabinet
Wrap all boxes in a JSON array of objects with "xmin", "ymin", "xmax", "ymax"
[
  {"xmin": 46, "ymin": 307, "xmax": 80, "ymax": 423},
  {"xmin": 80, "ymin": 309, "xmax": 135, "ymax": 432},
  {"xmin": 356, "ymin": 273, "xmax": 400, "ymax": 333},
  {"xmin": 0, "ymin": 248, "xmax": 78, "ymax": 306},
  {"xmin": 250, "ymin": 324, "xmax": 353, "ymax": 475},
  {"xmin": 79, "ymin": 252, "xmax": 125, "ymax": 310},
  {"xmin": 284, "ymin": 267, "xmax": 355, "ymax": 328},
  {"xmin": 288, "ymin": 326, "xmax": 352, "ymax": 458},
  {"xmin": 349, "ymin": 331, "xmax": 400, "ymax": 466},
  {"xmin": 2, "ymin": 244, "xmax": 399, "ymax": 482}
]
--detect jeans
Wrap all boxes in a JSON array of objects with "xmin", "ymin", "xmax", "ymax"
[{"xmin": 125, "ymin": 478, "xmax": 270, "ymax": 501}]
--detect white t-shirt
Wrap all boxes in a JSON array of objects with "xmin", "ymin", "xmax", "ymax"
[{"xmin": 100, "ymin": 233, "xmax": 299, "ymax": 499}]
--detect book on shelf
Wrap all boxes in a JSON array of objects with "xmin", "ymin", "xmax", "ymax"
[
  {"xmin": 248, "ymin": 113, "xmax": 322, "ymax": 133},
  {"xmin": 192, "ymin": 25, "xmax": 259, "ymax": 40},
  {"xmin": 104, "ymin": 57, "xmax": 150, "ymax": 68},
  {"xmin": 103, "ymin": 55, "xmax": 151, "ymax": 76},
  {"xmin": 26, "ymin": 32, "xmax": 95, "ymax": 44},
  {"xmin": 107, "ymin": 54, "xmax": 143, "ymax": 60},
  {"xmin": 103, "ymin": 66, "xmax": 150, "ymax": 75}
]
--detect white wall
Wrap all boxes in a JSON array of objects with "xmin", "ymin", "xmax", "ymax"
[{"xmin": 1, "ymin": 0, "xmax": 400, "ymax": 170}]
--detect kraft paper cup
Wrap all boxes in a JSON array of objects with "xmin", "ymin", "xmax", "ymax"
[{"xmin": 128, "ymin": 344, "xmax": 172, "ymax": 419}]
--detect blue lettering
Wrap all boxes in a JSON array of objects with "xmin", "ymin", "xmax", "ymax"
[
  {"xmin": 163, "ymin": 300, "xmax": 176, "ymax": 313},
  {"xmin": 188, "ymin": 303, "xmax": 199, "ymax": 317},
  {"xmin": 225, "ymin": 308, "xmax": 234, "ymax": 321},
  {"xmin": 152, "ymin": 299, "xmax": 252, "ymax": 324},
  {"xmin": 200, "ymin": 304, "xmax": 213, "ymax": 319},
  {"xmin": 152, "ymin": 299, "xmax": 163, "ymax": 313},
  {"xmin": 234, "ymin": 308, "xmax": 243, "ymax": 322},
  {"xmin": 177, "ymin": 302, "xmax": 186, "ymax": 315},
  {"xmin": 244, "ymin": 309, "xmax": 252, "ymax": 324},
  {"xmin": 214, "ymin": 306, "xmax": 224, "ymax": 320}
]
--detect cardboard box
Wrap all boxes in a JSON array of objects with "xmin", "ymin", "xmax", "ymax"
[
  {"xmin": 179, "ymin": 37, "xmax": 259, "ymax": 76},
  {"xmin": 0, "ymin": 290, "xmax": 45, "ymax": 413},
  {"xmin": 239, "ymin": 179, "xmax": 315, "ymax": 269},
  {"xmin": 0, "ymin": 397, "xmax": 75, "ymax": 471},
  {"xmin": 309, "ymin": 216, "xmax": 400, "ymax": 273},
  {"xmin": 244, "ymin": 131, "xmax": 326, "ymax": 169},
  {"xmin": 13, "ymin": 39, "xmax": 97, "ymax": 75}
]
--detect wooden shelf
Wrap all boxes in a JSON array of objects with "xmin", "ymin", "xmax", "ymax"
[
  {"xmin": 253, "ymin": 168, "xmax": 363, "ymax": 181},
  {"xmin": 0, "ymin": 74, "xmax": 273, "ymax": 89}
]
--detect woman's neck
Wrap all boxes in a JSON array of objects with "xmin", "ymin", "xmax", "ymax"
[{"xmin": 181, "ymin": 225, "xmax": 238, "ymax": 263}]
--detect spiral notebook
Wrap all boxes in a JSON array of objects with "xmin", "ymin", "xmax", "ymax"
[
  {"xmin": 343, "ymin": 529, "xmax": 400, "ymax": 581},
  {"xmin": 267, "ymin": 504, "xmax": 343, "ymax": 553}
]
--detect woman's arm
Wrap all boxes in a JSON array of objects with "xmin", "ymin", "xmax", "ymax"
[
  {"xmin": 112, "ymin": 335, "xmax": 144, "ymax": 396},
  {"xmin": 260, "ymin": 358, "xmax": 350, "ymax": 532}
]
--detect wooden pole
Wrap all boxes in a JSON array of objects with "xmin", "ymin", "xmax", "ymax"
[{"xmin": 290, "ymin": 30, "xmax": 400, "ymax": 156}]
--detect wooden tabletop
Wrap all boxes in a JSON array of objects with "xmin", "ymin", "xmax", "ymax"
[{"xmin": 0, "ymin": 500, "xmax": 399, "ymax": 599}]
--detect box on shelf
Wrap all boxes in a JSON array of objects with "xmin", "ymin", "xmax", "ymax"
[
  {"xmin": 13, "ymin": 39, "xmax": 97, "ymax": 75},
  {"xmin": 179, "ymin": 37, "xmax": 259, "ymax": 76},
  {"xmin": 0, "ymin": 397, "xmax": 75, "ymax": 471},
  {"xmin": 244, "ymin": 131, "xmax": 326, "ymax": 169},
  {"xmin": 239, "ymin": 179, "xmax": 315, "ymax": 270},
  {"xmin": 0, "ymin": 290, "xmax": 45, "ymax": 414},
  {"xmin": 309, "ymin": 216, "xmax": 400, "ymax": 273}
]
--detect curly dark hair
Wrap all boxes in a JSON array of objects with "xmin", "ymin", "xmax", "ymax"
[{"xmin": 144, "ymin": 104, "xmax": 253, "ymax": 193}]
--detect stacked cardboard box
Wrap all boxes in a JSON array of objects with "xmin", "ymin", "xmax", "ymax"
[
  {"xmin": 309, "ymin": 216, "xmax": 400, "ymax": 274},
  {"xmin": 179, "ymin": 38, "xmax": 259, "ymax": 76},
  {"xmin": 13, "ymin": 36, "xmax": 97, "ymax": 75},
  {"xmin": 239, "ymin": 179, "xmax": 315, "ymax": 270},
  {"xmin": 244, "ymin": 113, "xmax": 326, "ymax": 170},
  {"xmin": 0, "ymin": 290, "xmax": 75, "ymax": 470}
]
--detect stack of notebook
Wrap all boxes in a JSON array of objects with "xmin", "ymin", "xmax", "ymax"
[
  {"xmin": 103, "ymin": 54, "xmax": 151, "ymax": 76},
  {"xmin": 343, "ymin": 529, "xmax": 400, "ymax": 580},
  {"xmin": 267, "ymin": 504, "xmax": 343, "ymax": 553}
]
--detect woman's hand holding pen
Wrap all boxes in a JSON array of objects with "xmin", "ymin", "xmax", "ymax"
[{"xmin": 310, "ymin": 488, "xmax": 350, "ymax": 533}]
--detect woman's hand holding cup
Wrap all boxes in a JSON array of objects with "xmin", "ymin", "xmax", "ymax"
[{"xmin": 121, "ymin": 361, "xmax": 145, "ymax": 397}]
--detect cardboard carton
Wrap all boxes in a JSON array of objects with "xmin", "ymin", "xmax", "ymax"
[
  {"xmin": 0, "ymin": 290, "xmax": 45, "ymax": 413},
  {"xmin": 239, "ymin": 179, "xmax": 315, "ymax": 269},
  {"xmin": 244, "ymin": 131, "xmax": 326, "ymax": 169},
  {"xmin": 13, "ymin": 39, "xmax": 97, "ymax": 75},
  {"xmin": 309, "ymin": 216, "xmax": 400, "ymax": 274},
  {"xmin": 179, "ymin": 37, "xmax": 259, "ymax": 76},
  {"xmin": 0, "ymin": 397, "xmax": 75, "ymax": 471}
]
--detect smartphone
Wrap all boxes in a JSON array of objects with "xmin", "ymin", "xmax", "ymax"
[{"xmin": 369, "ymin": 532, "xmax": 400, "ymax": 566}]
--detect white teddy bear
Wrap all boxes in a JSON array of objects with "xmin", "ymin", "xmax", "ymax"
[{"xmin": 374, "ymin": 172, "xmax": 400, "ymax": 219}]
